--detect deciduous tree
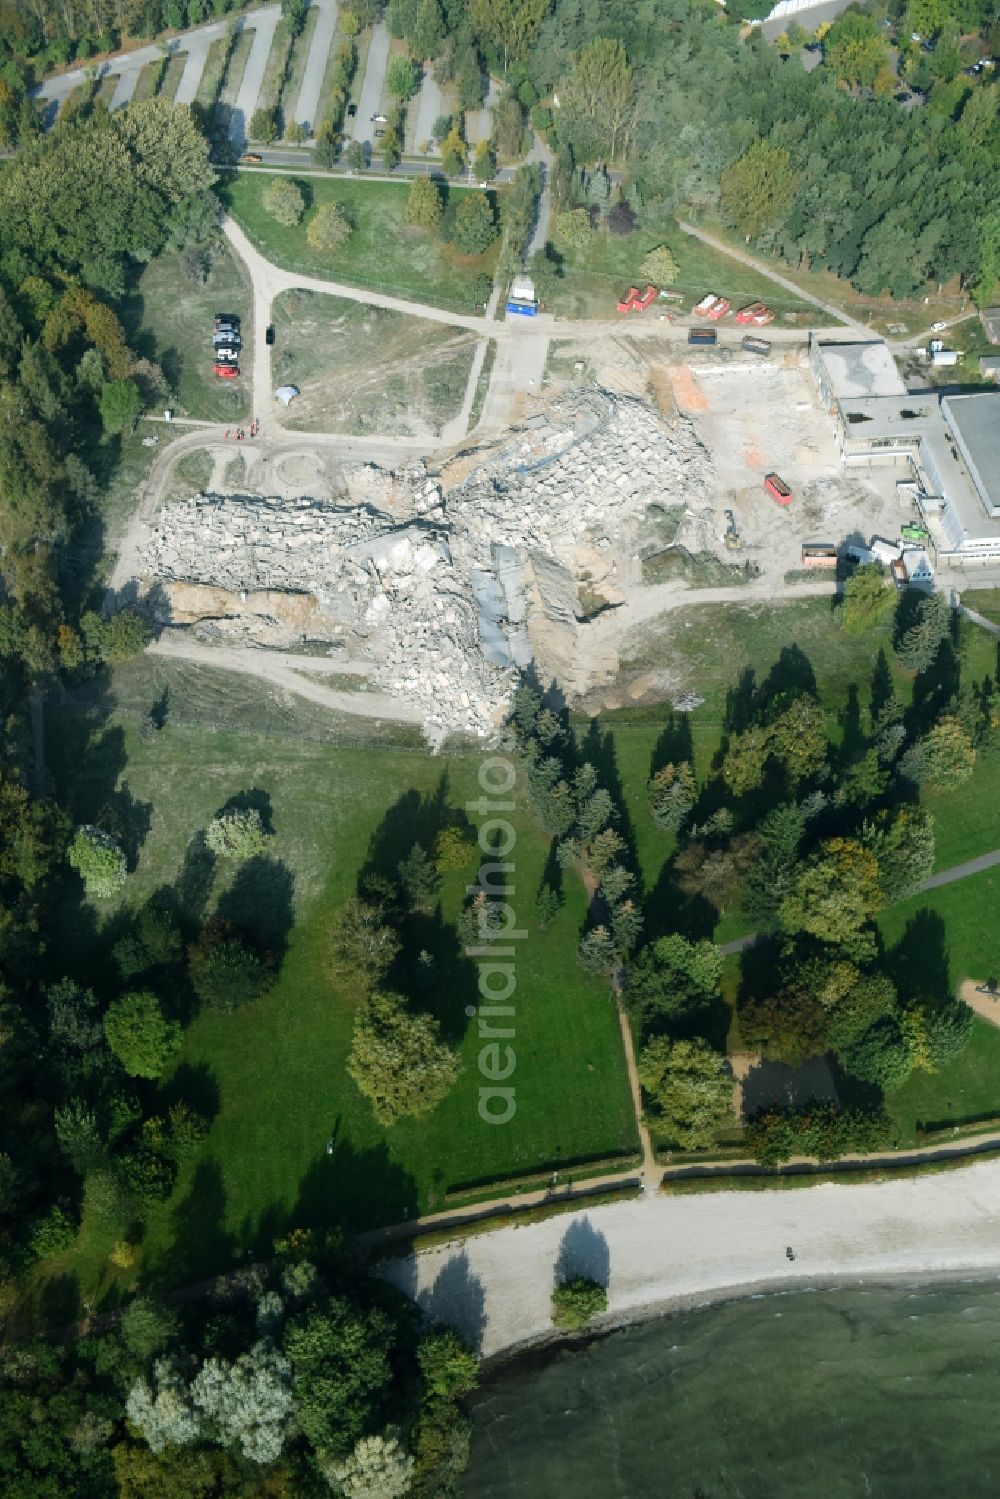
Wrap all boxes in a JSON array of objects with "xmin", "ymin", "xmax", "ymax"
[
  {"xmin": 348, "ymin": 990, "xmax": 460, "ymax": 1123},
  {"xmin": 406, "ymin": 173, "xmax": 443, "ymax": 228},
  {"xmin": 637, "ymin": 1036, "xmax": 733, "ymax": 1147},
  {"xmin": 720, "ymin": 139, "xmax": 798, "ymax": 241},
  {"xmin": 263, "ymin": 175, "xmax": 305, "ymax": 226},
  {"xmin": 306, "ymin": 200, "xmax": 353, "ymax": 253},
  {"xmin": 103, "ymin": 990, "xmax": 181, "ymax": 1079}
]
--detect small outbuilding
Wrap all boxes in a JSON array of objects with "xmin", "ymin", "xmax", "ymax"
[
  {"xmin": 979, "ymin": 356, "xmax": 1000, "ymax": 382},
  {"xmin": 275, "ymin": 384, "xmax": 300, "ymax": 406},
  {"xmin": 980, "ymin": 307, "xmax": 1000, "ymax": 345}
]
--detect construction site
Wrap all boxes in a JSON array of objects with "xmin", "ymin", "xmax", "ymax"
[{"xmin": 133, "ymin": 326, "xmax": 920, "ymax": 745}]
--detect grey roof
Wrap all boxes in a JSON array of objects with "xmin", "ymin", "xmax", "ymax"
[
  {"xmin": 980, "ymin": 307, "xmax": 1000, "ymax": 343},
  {"xmin": 814, "ymin": 340, "xmax": 906, "ymax": 399},
  {"xmin": 943, "ymin": 393, "xmax": 1000, "ymax": 519}
]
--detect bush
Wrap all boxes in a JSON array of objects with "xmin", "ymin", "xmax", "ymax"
[
  {"xmin": 249, "ymin": 106, "xmax": 278, "ymax": 143},
  {"xmin": 205, "ymin": 807, "xmax": 270, "ymax": 861},
  {"xmin": 552, "ymin": 207, "xmax": 592, "ymax": 253},
  {"xmin": 433, "ymin": 824, "xmax": 474, "ymax": 872},
  {"xmin": 306, "ymin": 200, "xmax": 352, "ymax": 253},
  {"xmin": 29, "ymin": 1204, "xmax": 77, "ymax": 1260},
  {"xmin": 405, "ymin": 173, "xmax": 443, "ymax": 229},
  {"xmin": 99, "ymin": 377, "xmax": 141, "ymax": 434},
  {"xmin": 639, "ymin": 244, "xmax": 679, "ymax": 283},
  {"xmin": 263, "ymin": 176, "xmax": 305, "ymax": 226},
  {"xmin": 103, "ymin": 990, "xmax": 181, "ymax": 1080},
  {"xmin": 68, "ymin": 825, "xmax": 127, "ymax": 898},
  {"xmin": 451, "ymin": 191, "xmax": 497, "ymax": 254},
  {"xmin": 551, "ymin": 1277, "xmax": 607, "ymax": 1329},
  {"xmin": 189, "ymin": 923, "xmax": 270, "ymax": 1012},
  {"xmin": 80, "ymin": 607, "xmax": 151, "ymax": 663}
]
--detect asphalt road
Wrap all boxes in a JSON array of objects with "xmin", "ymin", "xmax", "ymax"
[
  {"xmin": 410, "ymin": 68, "xmax": 444, "ymax": 154},
  {"xmin": 760, "ymin": 0, "xmax": 855, "ymax": 37},
  {"xmin": 293, "ymin": 0, "xmax": 338, "ymax": 132},
  {"xmin": 353, "ymin": 21, "xmax": 390, "ymax": 146}
]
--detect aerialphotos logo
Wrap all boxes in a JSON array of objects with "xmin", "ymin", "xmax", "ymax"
[{"xmin": 464, "ymin": 756, "xmax": 522, "ymax": 1125}]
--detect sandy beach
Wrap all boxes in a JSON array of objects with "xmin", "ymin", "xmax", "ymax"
[{"xmin": 379, "ymin": 1160, "xmax": 1000, "ymax": 1359}]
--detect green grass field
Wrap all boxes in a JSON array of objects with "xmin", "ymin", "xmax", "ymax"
[
  {"xmin": 222, "ymin": 172, "xmax": 499, "ymax": 310},
  {"xmin": 40, "ymin": 662, "xmax": 635, "ymax": 1298},
  {"xmin": 961, "ymin": 588, "xmax": 1000, "ymax": 626},
  {"xmin": 122, "ymin": 243, "xmax": 251, "ymax": 422},
  {"xmin": 879, "ymin": 871, "xmax": 1000, "ymax": 1143},
  {"xmin": 547, "ymin": 220, "xmax": 815, "ymax": 321}
]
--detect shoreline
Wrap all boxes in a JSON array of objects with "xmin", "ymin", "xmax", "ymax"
[
  {"xmin": 474, "ymin": 1265, "xmax": 1000, "ymax": 1376},
  {"xmin": 379, "ymin": 1158, "xmax": 1000, "ymax": 1361}
]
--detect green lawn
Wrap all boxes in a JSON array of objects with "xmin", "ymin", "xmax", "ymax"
[
  {"xmin": 41, "ymin": 663, "xmax": 635, "ymax": 1299},
  {"xmin": 222, "ymin": 172, "xmax": 499, "ymax": 310},
  {"xmin": 961, "ymin": 588, "xmax": 1000, "ymax": 627},
  {"xmin": 122, "ymin": 243, "xmax": 251, "ymax": 422},
  {"xmin": 879, "ymin": 871, "xmax": 1000, "ymax": 1143},
  {"xmin": 547, "ymin": 220, "xmax": 815, "ymax": 321}
]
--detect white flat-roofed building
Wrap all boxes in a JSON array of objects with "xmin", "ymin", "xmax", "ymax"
[{"xmin": 809, "ymin": 336, "xmax": 1000, "ymax": 564}]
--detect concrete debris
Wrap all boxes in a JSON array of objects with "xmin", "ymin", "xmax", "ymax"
[
  {"xmin": 672, "ymin": 692, "xmax": 705, "ymax": 714},
  {"xmin": 139, "ymin": 390, "xmax": 714, "ymax": 744}
]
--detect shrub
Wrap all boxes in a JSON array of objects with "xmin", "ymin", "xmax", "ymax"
[
  {"xmin": 205, "ymin": 807, "xmax": 270, "ymax": 861},
  {"xmin": 263, "ymin": 176, "xmax": 305, "ymax": 226},
  {"xmin": 551, "ymin": 1277, "xmax": 607, "ymax": 1329},
  {"xmin": 405, "ymin": 173, "xmax": 443, "ymax": 229},
  {"xmin": 451, "ymin": 191, "xmax": 496, "ymax": 254},
  {"xmin": 189, "ymin": 923, "xmax": 270, "ymax": 1012},
  {"xmin": 639, "ymin": 244, "xmax": 679, "ymax": 283},
  {"xmin": 103, "ymin": 990, "xmax": 181, "ymax": 1079},
  {"xmin": 68, "ymin": 825, "xmax": 127, "ymax": 897},
  {"xmin": 29, "ymin": 1204, "xmax": 77, "ymax": 1260},
  {"xmin": 433, "ymin": 824, "xmax": 474, "ymax": 872},
  {"xmin": 306, "ymin": 200, "xmax": 352, "ymax": 253}
]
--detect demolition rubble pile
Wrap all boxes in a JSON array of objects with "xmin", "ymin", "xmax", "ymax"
[{"xmin": 139, "ymin": 391, "xmax": 714, "ymax": 743}]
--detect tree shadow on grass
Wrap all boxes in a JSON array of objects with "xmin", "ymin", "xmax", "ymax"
[
  {"xmin": 170, "ymin": 831, "xmax": 217, "ymax": 929},
  {"xmin": 578, "ymin": 718, "xmax": 642, "ymax": 889},
  {"xmin": 649, "ymin": 709, "xmax": 694, "ymax": 778},
  {"xmin": 395, "ymin": 906, "xmax": 478, "ymax": 1044},
  {"xmin": 158, "ymin": 1061, "xmax": 222, "ymax": 1125},
  {"xmin": 884, "ymin": 908, "xmax": 950, "ymax": 1007},
  {"xmin": 145, "ymin": 1159, "xmax": 233, "ymax": 1290},
  {"xmin": 359, "ymin": 775, "xmax": 452, "ymax": 890},
  {"xmin": 641, "ymin": 859, "xmax": 716, "ymax": 944},
  {"xmin": 216, "ymin": 855, "xmax": 295, "ymax": 958},
  {"xmin": 290, "ymin": 1137, "xmax": 419, "ymax": 1241}
]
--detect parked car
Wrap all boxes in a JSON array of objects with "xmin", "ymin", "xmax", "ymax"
[
  {"xmin": 239, "ymin": 152, "xmax": 262, "ymax": 164},
  {"xmin": 215, "ymin": 314, "xmax": 240, "ymax": 328},
  {"xmin": 617, "ymin": 286, "xmax": 640, "ymax": 312},
  {"xmin": 214, "ymin": 332, "xmax": 241, "ymax": 347},
  {"xmin": 213, "ymin": 363, "xmax": 239, "ymax": 379},
  {"xmin": 765, "ymin": 472, "xmax": 793, "ymax": 505},
  {"xmin": 265, "ymin": 325, "xmax": 275, "ymax": 345},
  {"xmin": 374, "ymin": 129, "xmax": 385, "ymax": 139},
  {"xmin": 215, "ymin": 347, "xmax": 239, "ymax": 363},
  {"xmin": 931, "ymin": 320, "xmax": 947, "ymax": 332},
  {"xmin": 347, "ymin": 103, "xmax": 357, "ymax": 117}
]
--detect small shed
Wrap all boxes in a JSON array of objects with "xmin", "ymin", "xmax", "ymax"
[
  {"xmin": 979, "ymin": 355, "xmax": 1000, "ymax": 382},
  {"xmin": 980, "ymin": 307, "xmax": 1000, "ymax": 345},
  {"xmin": 275, "ymin": 385, "xmax": 300, "ymax": 406}
]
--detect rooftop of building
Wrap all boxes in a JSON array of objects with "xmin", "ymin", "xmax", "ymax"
[
  {"xmin": 942, "ymin": 393, "xmax": 1000, "ymax": 518},
  {"xmin": 813, "ymin": 339, "xmax": 907, "ymax": 399},
  {"xmin": 834, "ymin": 392, "xmax": 1000, "ymax": 546}
]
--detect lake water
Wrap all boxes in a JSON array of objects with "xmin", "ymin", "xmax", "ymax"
[{"xmin": 462, "ymin": 1281, "xmax": 1000, "ymax": 1497}]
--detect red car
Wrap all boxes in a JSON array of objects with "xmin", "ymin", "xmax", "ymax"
[
  {"xmin": 213, "ymin": 363, "xmax": 239, "ymax": 379},
  {"xmin": 737, "ymin": 301, "xmax": 774, "ymax": 326},
  {"xmin": 617, "ymin": 286, "xmax": 640, "ymax": 313},
  {"xmin": 765, "ymin": 472, "xmax": 793, "ymax": 505},
  {"xmin": 631, "ymin": 284, "xmax": 657, "ymax": 311}
]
